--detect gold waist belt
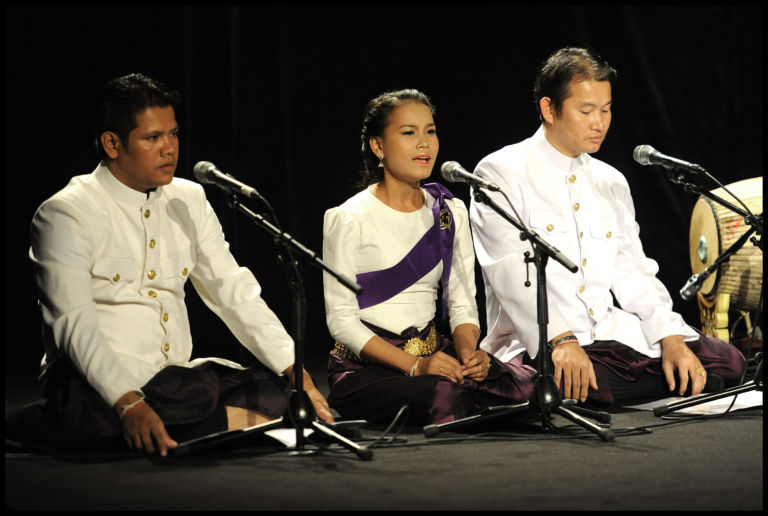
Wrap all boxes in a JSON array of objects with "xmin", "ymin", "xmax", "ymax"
[{"xmin": 334, "ymin": 324, "xmax": 438, "ymax": 362}]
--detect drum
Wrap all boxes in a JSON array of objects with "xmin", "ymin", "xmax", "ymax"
[{"xmin": 689, "ymin": 176, "xmax": 763, "ymax": 341}]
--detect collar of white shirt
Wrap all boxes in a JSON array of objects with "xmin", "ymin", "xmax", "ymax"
[
  {"xmin": 532, "ymin": 126, "xmax": 589, "ymax": 175},
  {"xmin": 95, "ymin": 163, "xmax": 161, "ymax": 207}
]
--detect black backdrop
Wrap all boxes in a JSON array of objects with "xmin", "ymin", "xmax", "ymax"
[{"xmin": 4, "ymin": 5, "xmax": 763, "ymax": 377}]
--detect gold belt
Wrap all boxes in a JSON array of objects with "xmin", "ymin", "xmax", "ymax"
[{"xmin": 334, "ymin": 324, "xmax": 438, "ymax": 362}]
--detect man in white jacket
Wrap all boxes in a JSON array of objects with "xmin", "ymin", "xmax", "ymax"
[
  {"xmin": 470, "ymin": 47, "xmax": 744, "ymax": 406},
  {"xmin": 12, "ymin": 73, "xmax": 332, "ymax": 456}
]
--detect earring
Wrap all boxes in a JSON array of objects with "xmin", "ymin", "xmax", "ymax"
[{"xmin": 378, "ymin": 154, "xmax": 384, "ymax": 168}]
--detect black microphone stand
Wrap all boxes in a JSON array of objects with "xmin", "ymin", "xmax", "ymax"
[
  {"xmin": 229, "ymin": 196, "xmax": 372, "ymax": 459},
  {"xmin": 172, "ymin": 194, "xmax": 371, "ymax": 460},
  {"xmin": 423, "ymin": 189, "xmax": 615, "ymax": 441},
  {"xmin": 653, "ymin": 171, "xmax": 763, "ymax": 417}
]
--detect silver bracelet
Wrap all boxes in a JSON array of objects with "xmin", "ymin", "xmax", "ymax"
[{"xmin": 118, "ymin": 392, "xmax": 146, "ymax": 419}]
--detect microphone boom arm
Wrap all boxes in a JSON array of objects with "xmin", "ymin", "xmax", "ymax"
[
  {"xmin": 681, "ymin": 224, "xmax": 759, "ymax": 300},
  {"xmin": 472, "ymin": 189, "xmax": 578, "ymax": 273},
  {"xmin": 666, "ymin": 172, "xmax": 759, "ymax": 225},
  {"xmin": 227, "ymin": 196, "xmax": 363, "ymax": 296},
  {"xmin": 665, "ymin": 172, "xmax": 762, "ymax": 251}
]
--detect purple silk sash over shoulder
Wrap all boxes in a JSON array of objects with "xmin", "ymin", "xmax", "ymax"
[{"xmin": 355, "ymin": 183, "xmax": 455, "ymax": 319}]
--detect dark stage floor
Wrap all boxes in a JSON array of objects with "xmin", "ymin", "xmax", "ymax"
[{"xmin": 4, "ymin": 355, "xmax": 764, "ymax": 511}]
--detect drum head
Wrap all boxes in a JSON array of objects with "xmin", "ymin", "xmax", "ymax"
[{"xmin": 689, "ymin": 197, "xmax": 720, "ymax": 297}]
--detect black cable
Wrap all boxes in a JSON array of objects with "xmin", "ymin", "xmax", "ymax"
[{"xmin": 359, "ymin": 405, "xmax": 411, "ymax": 448}]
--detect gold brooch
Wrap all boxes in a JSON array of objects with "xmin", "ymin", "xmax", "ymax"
[{"xmin": 439, "ymin": 209, "xmax": 452, "ymax": 231}]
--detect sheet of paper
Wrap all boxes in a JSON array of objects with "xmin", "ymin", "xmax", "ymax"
[
  {"xmin": 264, "ymin": 428, "xmax": 314, "ymax": 448},
  {"xmin": 625, "ymin": 389, "xmax": 762, "ymax": 415}
]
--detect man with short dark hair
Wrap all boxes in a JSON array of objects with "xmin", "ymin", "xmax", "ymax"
[
  {"xmin": 470, "ymin": 48, "xmax": 745, "ymax": 406},
  {"xmin": 12, "ymin": 73, "xmax": 333, "ymax": 456}
]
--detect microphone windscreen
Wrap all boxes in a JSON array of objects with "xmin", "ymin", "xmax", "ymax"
[
  {"xmin": 440, "ymin": 161, "xmax": 460, "ymax": 181},
  {"xmin": 193, "ymin": 161, "xmax": 216, "ymax": 183},
  {"xmin": 632, "ymin": 145, "xmax": 654, "ymax": 165}
]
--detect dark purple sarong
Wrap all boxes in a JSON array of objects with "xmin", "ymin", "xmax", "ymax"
[
  {"xmin": 522, "ymin": 328, "xmax": 746, "ymax": 405},
  {"xmin": 10, "ymin": 358, "xmax": 290, "ymax": 449},
  {"xmin": 327, "ymin": 321, "xmax": 536, "ymax": 426},
  {"xmin": 328, "ymin": 324, "xmax": 746, "ymax": 425}
]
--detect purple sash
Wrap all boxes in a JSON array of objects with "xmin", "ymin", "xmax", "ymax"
[{"xmin": 355, "ymin": 183, "xmax": 455, "ymax": 319}]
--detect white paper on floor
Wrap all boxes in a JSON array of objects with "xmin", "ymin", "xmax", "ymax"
[{"xmin": 626, "ymin": 389, "xmax": 762, "ymax": 415}]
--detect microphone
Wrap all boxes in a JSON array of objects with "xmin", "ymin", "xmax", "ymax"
[
  {"xmin": 679, "ymin": 273, "xmax": 705, "ymax": 301},
  {"xmin": 633, "ymin": 145, "xmax": 706, "ymax": 174},
  {"xmin": 193, "ymin": 161, "xmax": 263, "ymax": 200},
  {"xmin": 679, "ymin": 265, "xmax": 718, "ymax": 301},
  {"xmin": 440, "ymin": 161, "xmax": 500, "ymax": 191}
]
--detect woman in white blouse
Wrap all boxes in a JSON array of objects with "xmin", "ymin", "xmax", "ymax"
[{"xmin": 321, "ymin": 89, "xmax": 534, "ymax": 426}]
